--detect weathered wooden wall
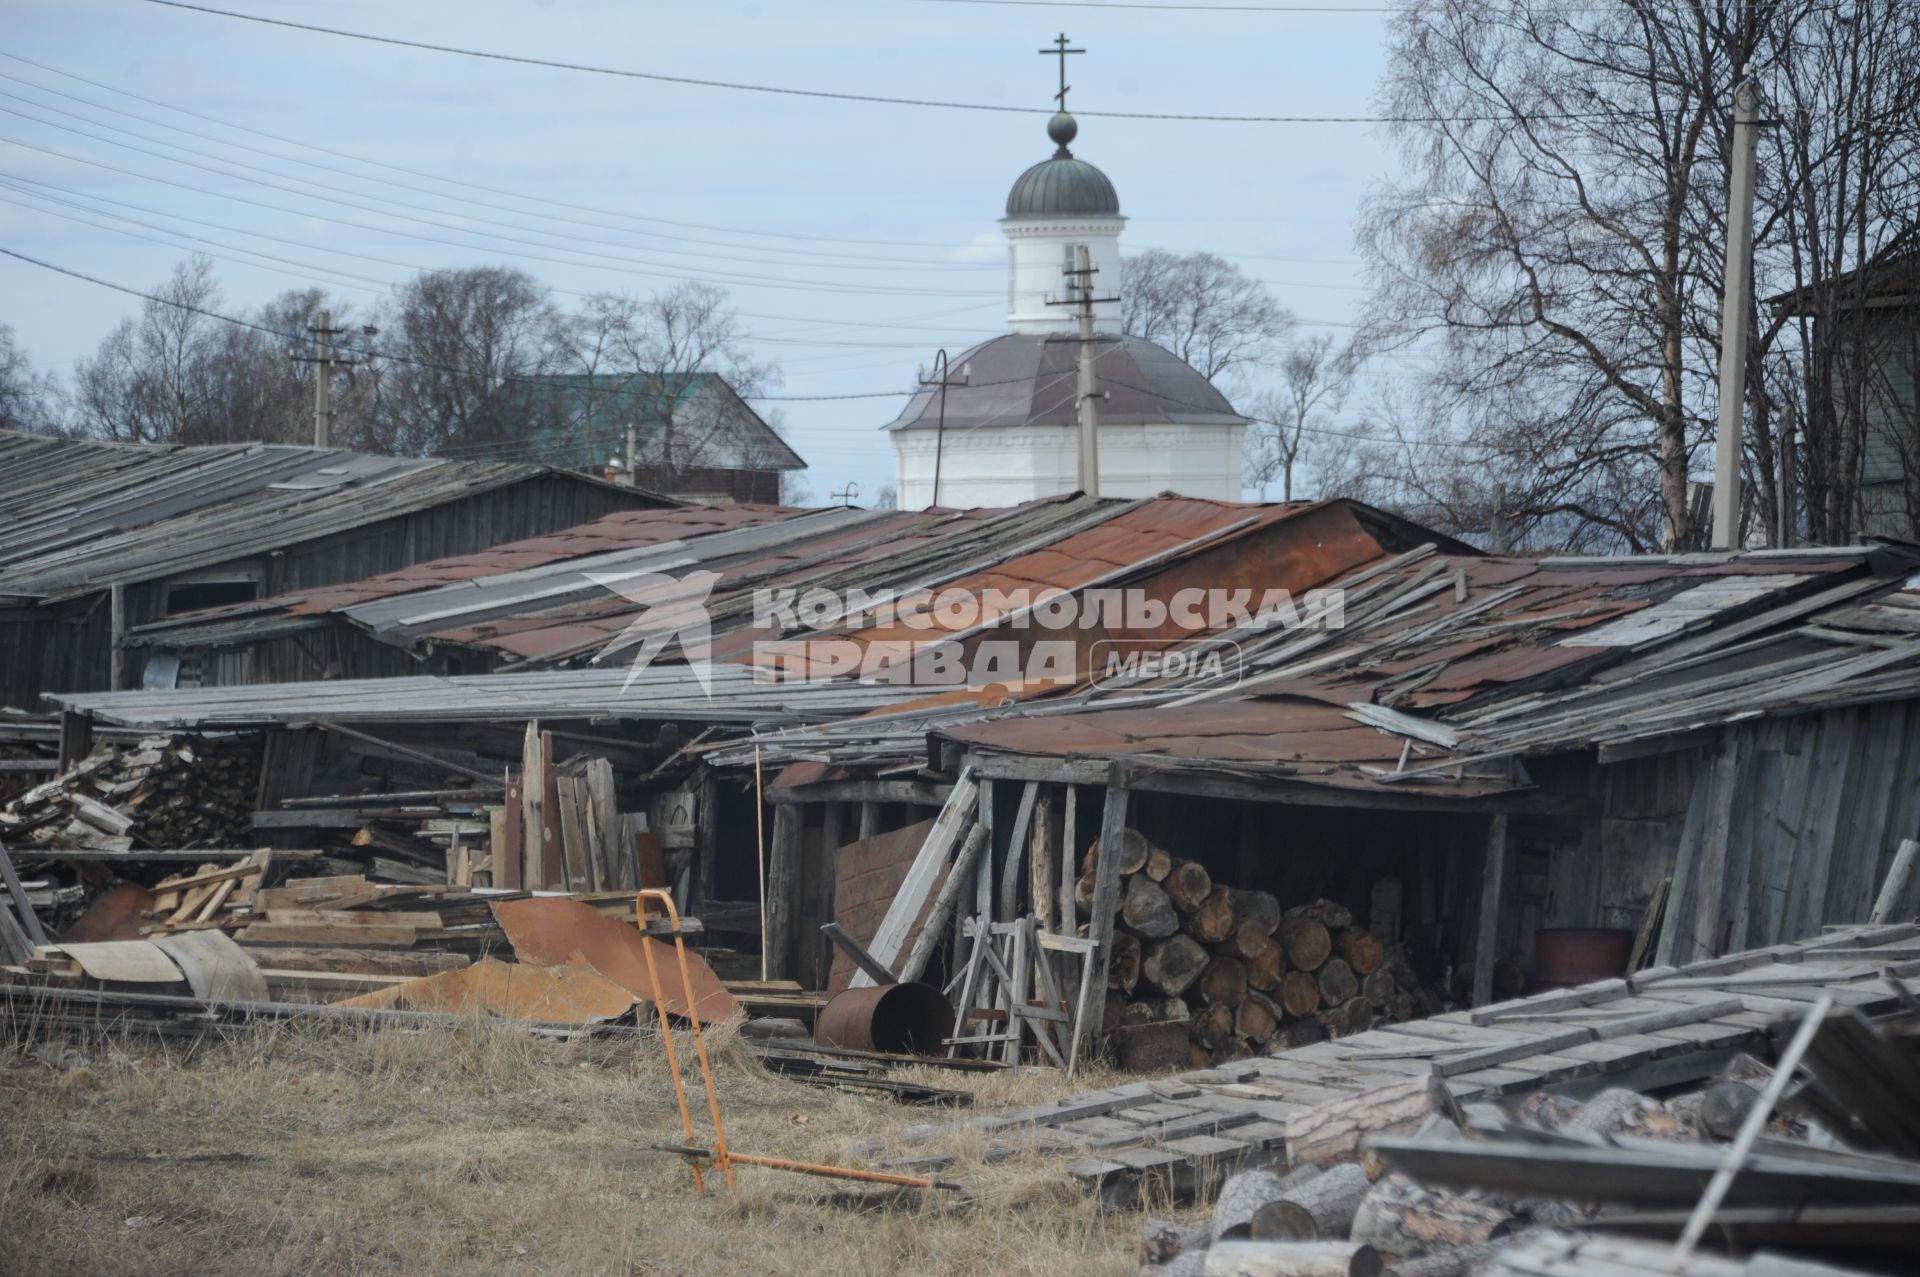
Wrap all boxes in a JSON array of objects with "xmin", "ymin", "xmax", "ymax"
[
  {"xmin": 3, "ymin": 474, "xmax": 643, "ymax": 707},
  {"xmin": 1534, "ymin": 700, "xmax": 1920, "ymax": 964}
]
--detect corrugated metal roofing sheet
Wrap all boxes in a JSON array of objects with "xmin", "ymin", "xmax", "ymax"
[{"xmin": 0, "ymin": 430, "xmax": 670, "ymax": 600}]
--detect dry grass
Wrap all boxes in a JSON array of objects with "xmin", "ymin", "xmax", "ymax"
[{"xmin": 0, "ymin": 1015, "xmax": 1183, "ymax": 1276}]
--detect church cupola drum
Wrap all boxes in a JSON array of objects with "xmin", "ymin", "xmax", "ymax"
[{"xmin": 885, "ymin": 39, "xmax": 1249, "ymax": 510}]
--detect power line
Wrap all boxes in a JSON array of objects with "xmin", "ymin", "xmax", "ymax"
[
  {"xmin": 0, "ymin": 245, "xmax": 1034, "ymax": 404},
  {"xmin": 0, "ymin": 165, "xmax": 1008, "ymax": 342},
  {"xmin": 138, "ymin": 0, "xmax": 1621, "ymax": 125},
  {"xmin": 0, "ymin": 81, "xmax": 1001, "ymax": 275},
  {"xmin": 0, "ymin": 134, "xmax": 999, "ymax": 299},
  {"xmin": 1, "ymin": 53, "xmax": 1383, "ymax": 277},
  {"xmin": 0, "ymin": 49, "xmax": 986, "ymax": 253},
  {"xmin": 917, "ymin": 0, "xmax": 1397, "ymax": 10}
]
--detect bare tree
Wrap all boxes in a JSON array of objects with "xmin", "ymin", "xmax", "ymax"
[
  {"xmin": 1363, "ymin": 1, "xmax": 1919, "ymax": 550},
  {"xmin": 556, "ymin": 282, "xmax": 781, "ymax": 481},
  {"xmin": 73, "ymin": 257, "xmax": 224, "ymax": 444},
  {"xmin": 374, "ymin": 266, "xmax": 560, "ymax": 457},
  {"xmin": 871, "ymin": 483, "xmax": 898, "ymax": 511},
  {"xmin": 1246, "ymin": 334, "xmax": 1356, "ymax": 501},
  {"xmin": 1121, "ymin": 248, "xmax": 1294, "ymax": 384},
  {"xmin": 0, "ymin": 325, "xmax": 63, "ymax": 435}
]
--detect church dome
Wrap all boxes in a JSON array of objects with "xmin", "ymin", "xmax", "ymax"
[
  {"xmin": 1004, "ymin": 111, "xmax": 1120, "ymax": 217},
  {"xmin": 884, "ymin": 333, "xmax": 1243, "ymax": 433}
]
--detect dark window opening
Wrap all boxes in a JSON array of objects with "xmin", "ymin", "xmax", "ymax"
[{"xmin": 165, "ymin": 579, "xmax": 260, "ymax": 615}]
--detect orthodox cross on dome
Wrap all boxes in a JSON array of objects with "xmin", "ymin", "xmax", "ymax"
[{"xmin": 1038, "ymin": 32, "xmax": 1083, "ymax": 111}]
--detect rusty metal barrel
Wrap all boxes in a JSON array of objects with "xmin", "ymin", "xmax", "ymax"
[{"xmin": 814, "ymin": 982, "xmax": 954, "ymax": 1054}]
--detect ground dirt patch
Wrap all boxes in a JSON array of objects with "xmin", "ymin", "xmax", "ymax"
[{"xmin": 1, "ymin": 1016, "xmax": 1190, "ymax": 1276}]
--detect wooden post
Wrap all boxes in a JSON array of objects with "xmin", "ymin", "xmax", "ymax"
[
  {"xmin": 693, "ymin": 773, "xmax": 720, "ymax": 909},
  {"xmin": 57, "ymin": 710, "xmax": 93, "ymax": 773},
  {"xmin": 108, "ymin": 582, "xmax": 126, "ymax": 692},
  {"xmin": 1031, "ymin": 788, "xmax": 1057, "ymax": 933},
  {"xmin": 998, "ymin": 781, "xmax": 1039, "ymax": 921},
  {"xmin": 857, "ymin": 800, "xmax": 881, "ymax": 841},
  {"xmin": 1059, "ymin": 785, "xmax": 1079, "ymax": 938},
  {"xmin": 1077, "ymin": 776, "xmax": 1132, "ymax": 1056},
  {"xmin": 764, "ymin": 802, "xmax": 805, "ymax": 980},
  {"xmin": 816, "ymin": 801, "xmax": 847, "ymax": 986},
  {"xmin": 1472, "ymin": 814, "xmax": 1509, "ymax": 1009},
  {"xmin": 1870, "ymin": 838, "xmax": 1920, "ymax": 924}
]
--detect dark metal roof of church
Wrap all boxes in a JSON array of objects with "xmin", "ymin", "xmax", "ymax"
[{"xmin": 882, "ymin": 333, "xmax": 1245, "ymax": 432}]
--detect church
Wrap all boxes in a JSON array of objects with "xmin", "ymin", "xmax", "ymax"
[{"xmin": 886, "ymin": 72, "xmax": 1249, "ymax": 510}]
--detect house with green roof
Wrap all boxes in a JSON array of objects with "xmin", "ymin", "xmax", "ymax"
[{"xmin": 511, "ymin": 371, "xmax": 806, "ymax": 504}]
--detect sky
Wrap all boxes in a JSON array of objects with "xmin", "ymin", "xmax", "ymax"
[{"xmin": 0, "ymin": 0, "xmax": 1406, "ymax": 504}]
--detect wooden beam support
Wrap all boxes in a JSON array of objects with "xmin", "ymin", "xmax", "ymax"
[
  {"xmin": 1077, "ymin": 775, "xmax": 1132, "ymax": 1058},
  {"xmin": 820, "ymin": 921, "xmax": 895, "ymax": 987},
  {"xmin": 1472, "ymin": 813, "xmax": 1510, "ymax": 1009},
  {"xmin": 57, "ymin": 710, "xmax": 93, "ymax": 773},
  {"xmin": 765, "ymin": 779, "xmax": 953, "ymax": 807},
  {"xmin": 763, "ymin": 801, "xmax": 805, "ymax": 981}
]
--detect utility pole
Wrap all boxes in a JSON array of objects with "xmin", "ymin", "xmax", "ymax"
[
  {"xmin": 1711, "ymin": 80, "xmax": 1761, "ymax": 550},
  {"xmin": 625, "ymin": 419, "xmax": 638, "ymax": 487},
  {"xmin": 917, "ymin": 348, "xmax": 969, "ymax": 508},
  {"xmin": 291, "ymin": 308, "xmax": 354, "ymax": 448},
  {"xmin": 1049, "ymin": 244, "xmax": 1117, "ymax": 498}
]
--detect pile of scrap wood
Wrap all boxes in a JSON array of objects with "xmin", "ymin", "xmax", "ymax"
[
  {"xmin": 0, "ymin": 734, "xmax": 258, "ymax": 852},
  {"xmin": 1084, "ymin": 830, "xmax": 1434, "ymax": 1067},
  {"xmin": 1136, "ymin": 997, "xmax": 1920, "ymax": 1277},
  {"xmin": 255, "ymin": 723, "xmax": 651, "ymax": 892},
  {"xmin": 6, "ymin": 874, "xmax": 742, "ymax": 1022}
]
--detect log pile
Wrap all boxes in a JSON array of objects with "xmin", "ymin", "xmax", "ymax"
[
  {"xmin": 1134, "ymin": 1071, "xmax": 1758, "ymax": 1277},
  {"xmin": 1084, "ymin": 836, "xmax": 1427, "ymax": 1067},
  {"xmin": 0, "ymin": 734, "xmax": 259, "ymax": 852}
]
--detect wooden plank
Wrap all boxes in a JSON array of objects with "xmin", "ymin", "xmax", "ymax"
[
  {"xmin": 996, "ymin": 781, "xmax": 1039, "ymax": 922},
  {"xmin": 1077, "ymin": 779, "xmax": 1131, "ymax": 1060},
  {"xmin": 899, "ymin": 821, "xmax": 989, "ymax": 985},
  {"xmin": 1871, "ymin": 839, "xmax": 1920, "ymax": 924},
  {"xmin": 557, "ymin": 775, "xmax": 591, "ymax": 892},
  {"xmin": 262, "ymin": 909, "xmax": 445, "ymax": 929},
  {"xmin": 0, "ymin": 840, "xmax": 50, "ymax": 949},
  {"xmin": 763, "ymin": 801, "xmax": 805, "ymax": 981},
  {"xmin": 1472, "ymin": 814, "xmax": 1508, "ymax": 1008},
  {"xmin": 501, "ymin": 779, "xmax": 523, "ymax": 891},
  {"xmin": 538, "ymin": 732, "xmax": 564, "ymax": 890},
  {"xmin": 851, "ymin": 768, "xmax": 977, "ymax": 988},
  {"xmin": 236, "ymin": 922, "xmax": 419, "ymax": 946},
  {"xmin": 519, "ymin": 724, "xmax": 543, "ymax": 890},
  {"xmin": 821, "ymin": 921, "xmax": 895, "ymax": 987}
]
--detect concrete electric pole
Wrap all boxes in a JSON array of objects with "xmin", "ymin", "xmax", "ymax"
[
  {"xmin": 293, "ymin": 309, "xmax": 354, "ymax": 448},
  {"xmin": 1711, "ymin": 80, "xmax": 1761, "ymax": 550},
  {"xmin": 1050, "ymin": 244, "xmax": 1117, "ymax": 498}
]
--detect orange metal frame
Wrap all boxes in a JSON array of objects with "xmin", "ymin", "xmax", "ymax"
[{"xmin": 634, "ymin": 889, "xmax": 953, "ymax": 1195}]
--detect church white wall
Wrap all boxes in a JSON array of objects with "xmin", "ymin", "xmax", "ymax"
[
  {"xmin": 1003, "ymin": 215, "xmax": 1124, "ymax": 335},
  {"xmin": 892, "ymin": 420, "xmax": 1246, "ymax": 510}
]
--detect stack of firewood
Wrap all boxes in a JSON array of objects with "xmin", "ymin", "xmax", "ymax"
[
  {"xmin": 1078, "ymin": 830, "xmax": 1429, "ymax": 1067},
  {"xmin": 0, "ymin": 734, "xmax": 260, "ymax": 852}
]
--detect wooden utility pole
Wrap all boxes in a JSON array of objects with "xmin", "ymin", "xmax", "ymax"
[
  {"xmin": 1711, "ymin": 81, "xmax": 1761, "ymax": 549},
  {"xmin": 1050, "ymin": 245, "xmax": 1117, "ymax": 498}
]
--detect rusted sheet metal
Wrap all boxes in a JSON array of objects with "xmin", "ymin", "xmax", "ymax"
[
  {"xmin": 58, "ymin": 881, "xmax": 155, "ymax": 944},
  {"xmin": 335, "ymin": 955, "xmax": 639, "ymax": 1023},
  {"xmin": 490, "ymin": 896, "xmax": 739, "ymax": 1022},
  {"xmin": 943, "ymin": 699, "xmax": 1467, "ymax": 790},
  {"xmin": 816, "ymin": 982, "xmax": 954, "ymax": 1053}
]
